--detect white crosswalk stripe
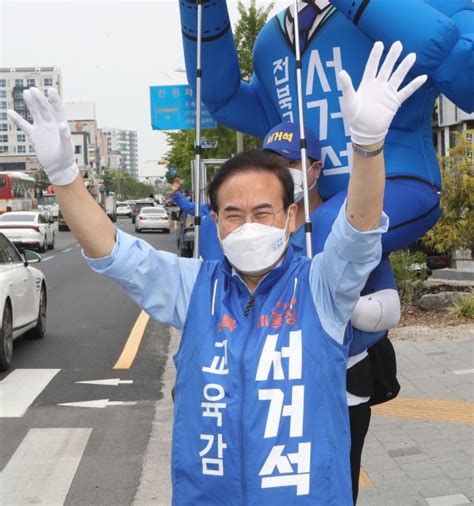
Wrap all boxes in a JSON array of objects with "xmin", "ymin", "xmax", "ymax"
[
  {"xmin": 0, "ymin": 368, "xmax": 60, "ymax": 417},
  {"xmin": 0, "ymin": 428, "xmax": 92, "ymax": 505}
]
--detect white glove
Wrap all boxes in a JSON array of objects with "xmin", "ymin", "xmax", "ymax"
[
  {"xmin": 338, "ymin": 41, "xmax": 428, "ymax": 146},
  {"xmin": 7, "ymin": 87, "xmax": 79, "ymax": 186}
]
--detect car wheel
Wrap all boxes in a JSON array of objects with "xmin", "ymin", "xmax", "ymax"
[
  {"xmin": 40, "ymin": 238, "xmax": 48, "ymax": 253},
  {"xmin": 135, "ymin": 227, "xmax": 141, "ymax": 233},
  {"xmin": 48, "ymin": 233, "xmax": 55, "ymax": 250},
  {"xmin": 25, "ymin": 285, "xmax": 47, "ymax": 340},
  {"xmin": 164, "ymin": 229, "xmax": 170, "ymax": 234},
  {"xmin": 0, "ymin": 303, "xmax": 13, "ymax": 372}
]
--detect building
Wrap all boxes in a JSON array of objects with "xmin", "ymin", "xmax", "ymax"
[
  {"xmin": 0, "ymin": 67, "xmax": 62, "ymax": 172},
  {"xmin": 101, "ymin": 128, "xmax": 138, "ymax": 177},
  {"xmin": 65, "ymin": 102, "xmax": 102, "ymax": 175},
  {"xmin": 433, "ymin": 95, "xmax": 474, "ymax": 157}
]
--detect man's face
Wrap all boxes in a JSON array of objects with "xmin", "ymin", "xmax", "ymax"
[
  {"xmin": 279, "ymin": 156, "xmax": 321, "ymax": 189},
  {"xmin": 211, "ymin": 171, "xmax": 297, "ymax": 240}
]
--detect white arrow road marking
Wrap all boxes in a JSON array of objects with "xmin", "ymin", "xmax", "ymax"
[
  {"xmin": 0, "ymin": 428, "xmax": 91, "ymax": 505},
  {"xmin": 62, "ymin": 247, "xmax": 73, "ymax": 253},
  {"xmin": 0, "ymin": 369, "xmax": 60, "ymax": 417},
  {"xmin": 453, "ymin": 368, "xmax": 474, "ymax": 375},
  {"xmin": 42, "ymin": 255, "xmax": 55, "ymax": 261},
  {"xmin": 76, "ymin": 378, "xmax": 134, "ymax": 386},
  {"xmin": 58, "ymin": 399, "xmax": 137, "ymax": 408}
]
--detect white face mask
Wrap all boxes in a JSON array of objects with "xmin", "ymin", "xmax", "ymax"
[
  {"xmin": 219, "ymin": 214, "xmax": 290, "ymax": 275},
  {"xmin": 289, "ymin": 167, "xmax": 316, "ymax": 203}
]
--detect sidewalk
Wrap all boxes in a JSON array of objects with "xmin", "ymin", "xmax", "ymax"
[
  {"xmin": 359, "ymin": 325, "xmax": 474, "ymax": 506},
  {"xmin": 134, "ymin": 324, "xmax": 474, "ymax": 506}
]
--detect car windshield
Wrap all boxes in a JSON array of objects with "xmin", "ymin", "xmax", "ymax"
[
  {"xmin": 38, "ymin": 195, "xmax": 57, "ymax": 205},
  {"xmin": 135, "ymin": 202, "xmax": 154, "ymax": 209},
  {"xmin": 117, "ymin": 203, "xmax": 128, "ymax": 207},
  {"xmin": 141, "ymin": 208, "xmax": 166, "ymax": 214},
  {"xmin": 0, "ymin": 214, "xmax": 36, "ymax": 222}
]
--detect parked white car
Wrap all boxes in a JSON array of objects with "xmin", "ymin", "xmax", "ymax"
[
  {"xmin": 0, "ymin": 211, "xmax": 55, "ymax": 252},
  {"xmin": 0, "ymin": 233, "xmax": 47, "ymax": 371},
  {"xmin": 116, "ymin": 201, "xmax": 132, "ymax": 218},
  {"xmin": 135, "ymin": 206, "xmax": 170, "ymax": 233}
]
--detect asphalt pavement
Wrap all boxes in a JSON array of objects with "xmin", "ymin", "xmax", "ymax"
[{"xmin": 0, "ymin": 218, "xmax": 177, "ymax": 505}]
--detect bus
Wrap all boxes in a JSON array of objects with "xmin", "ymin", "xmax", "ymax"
[{"xmin": 0, "ymin": 172, "xmax": 38, "ymax": 215}]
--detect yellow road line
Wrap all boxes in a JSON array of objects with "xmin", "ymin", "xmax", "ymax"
[
  {"xmin": 359, "ymin": 468, "xmax": 372, "ymax": 488},
  {"xmin": 372, "ymin": 397, "xmax": 474, "ymax": 424},
  {"xmin": 113, "ymin": 311, "xmax": 150, "ymax": 370}
]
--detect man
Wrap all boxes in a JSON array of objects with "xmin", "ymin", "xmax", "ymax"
[
  {"xmin": 9, "ymin": 42, "xmax": 425, "ymax": 504},
  {"xmin": 171, "ymin": 177, "xmax": 210, "ymax": 218},
  {"xmin": 262, "ymin": 121, "xmax": 400, "ymax": 503}
]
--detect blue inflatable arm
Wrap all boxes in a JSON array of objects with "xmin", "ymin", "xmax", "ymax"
[
  {"xmin": 179, "ymin": 0, "xmax": 280, "ymax": 137},
  {"xmin": 172, "ymin": 191, "xmax": 196, "ymax": 215},
  {"xmin": 331, "ymin": 0, "xmax": 474, "ymax": 112},
  {"xmin": 428, "ymin": 0, "xmax": 474, "ymax": 112}
]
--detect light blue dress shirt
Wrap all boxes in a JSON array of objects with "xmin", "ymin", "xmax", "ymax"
[{"xmin": 84, "ymin": 203, "xmax": 388, "ymax": 343}]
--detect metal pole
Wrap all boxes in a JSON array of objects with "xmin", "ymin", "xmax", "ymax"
[
  {"xmin": 236, "ymin": 131, "xmax": 244, "ymax": 153},
  {"xmin": 193, "ymin": 0, "xmax": 203, "ymax": 258},
  {"xmin": 292, "ymin": 0, "xmax": 312, "ymax": 258}
]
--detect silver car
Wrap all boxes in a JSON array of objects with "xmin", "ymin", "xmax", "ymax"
[
  {"xmin": 0, "ymin": 211, "xmax": 55, "ymax": 252},
  {"xmin": 135, "ymin": 206, "xmax": 170, "ymax": 233}
]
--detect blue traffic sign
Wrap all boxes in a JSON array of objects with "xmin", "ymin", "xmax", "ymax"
[{"xmin": 150, "ymin": 85, "xmax": 217, "ymax": 131}]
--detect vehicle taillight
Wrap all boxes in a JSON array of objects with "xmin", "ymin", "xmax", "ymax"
[
  {"xmin": 139, "ymin": 216, "xmax": 144, "ymax": 220},
  {"xmin": 32, "ymin": 226, "xmax": 41, "ymax": 232}
]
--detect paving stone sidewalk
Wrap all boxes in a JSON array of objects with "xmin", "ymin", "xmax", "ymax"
[{"xmin": 359, "ymin": 333, "xmax": 474, "ymax": 506}]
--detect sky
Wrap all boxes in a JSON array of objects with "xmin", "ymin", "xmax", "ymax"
[{"xmin": 1, "ymin": 0, "xmax": 287, "ymax": 177}]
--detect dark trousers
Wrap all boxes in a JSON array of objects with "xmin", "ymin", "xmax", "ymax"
[{"xmin": 349, "ymin": 401, "xmax": 371, "ymax": 504}]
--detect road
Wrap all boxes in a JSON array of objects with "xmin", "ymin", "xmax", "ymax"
[{"xmin": 0, "ymin": 218, "xmax": 177, "ymax": 505}]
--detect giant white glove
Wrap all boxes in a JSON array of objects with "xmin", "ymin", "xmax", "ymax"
[
  {"xmin": 7, "ymin": 87, "xmax": 79, "ymax": 186},
  {"xmin": 339, "ymin": 41, "xmax": 428, "ymax": 146}
]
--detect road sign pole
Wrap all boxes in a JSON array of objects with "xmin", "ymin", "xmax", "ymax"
[{"xmin": 193, "ymin": 0, "xmax": 203, "ymax": 259}]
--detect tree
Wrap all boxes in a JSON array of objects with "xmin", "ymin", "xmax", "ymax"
[
  {"xmin": 165, "ymin": 0, "xmax": 274, "ymax": 189},
  {"xmin": 103, "ymin": 169, "xmax": 155, "ymax": 200},
  {"xmin": 235, "ymin": 0, "xmax": 274, "ymax": 81},
  {"xmin": 421, "ymin": 136, "xmax": 474, "ymax": 254}
]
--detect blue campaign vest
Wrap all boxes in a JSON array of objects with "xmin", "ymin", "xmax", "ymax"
[{"xmin": 172, "ymin": 249, "xmax": 352, "ymax": 505}]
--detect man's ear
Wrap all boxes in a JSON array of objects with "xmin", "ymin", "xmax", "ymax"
[
  {"xmin": 312, "ymin": 160, "xmax": 322, "ymax": 180},
  {"xmin": 287, "ymin": 203, "xmax": 299, "ymax": 234},
  {"xmin": 210, "ymin": 211, "xmax": 218, "ymax": 223}
]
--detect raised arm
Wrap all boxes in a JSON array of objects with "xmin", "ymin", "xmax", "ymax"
[
  {"xmin": 179, "ymin": 0, "xmax": 279, "ymax": 137},
  {"xmin": 8, "ymin": 88, "xmax": 116, "ymax": 258},
  {"xmin": 339, "ymin": 41, "xmax": 427, "ymax": 230},
  {"xmin": 310, "ymin": 41, "xmax": 426, "ymax": 341},
  {"xmin": 331, "ymin": 0, "xmax": 474, "ymax": 112}
]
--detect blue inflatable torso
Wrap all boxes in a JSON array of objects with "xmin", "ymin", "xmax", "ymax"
[{"xmin": 252, "ymin": 6, "xmax": 440, "ymax": 199}]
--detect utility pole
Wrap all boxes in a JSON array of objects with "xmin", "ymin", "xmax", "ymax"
[
  {"xmin": 236, "ymin": 131, "xmax": 244, "ymax": 153},
  {"xmin": 117, "ymin": 170, "xmax": 121, "ymax": 200}
]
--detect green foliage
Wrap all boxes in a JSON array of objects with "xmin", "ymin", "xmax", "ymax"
[
  {"xmin": 390, "ymin": 249, "xmax": 429, "ymax": 306},
  {"xmin": 103, "ymin": 169, "xmax": 155, "ymax": 200},
  {"xmin": 422, "ymin": 137, "xmax": 474, "ymax": 254},
  {"xmin": 448, "ymin": 292, "xmax": 474, "ymax": 320},
  {"xmin": 165, "ymin": 125, "xmax": 260, "ymax": 189},
  {"xmin": 235, "ymin": 0, "xmax": 275, "ymax": 81},
  {"xmin": 164, "ymin": 0, "xmax": 273, "ymax": 189}
]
